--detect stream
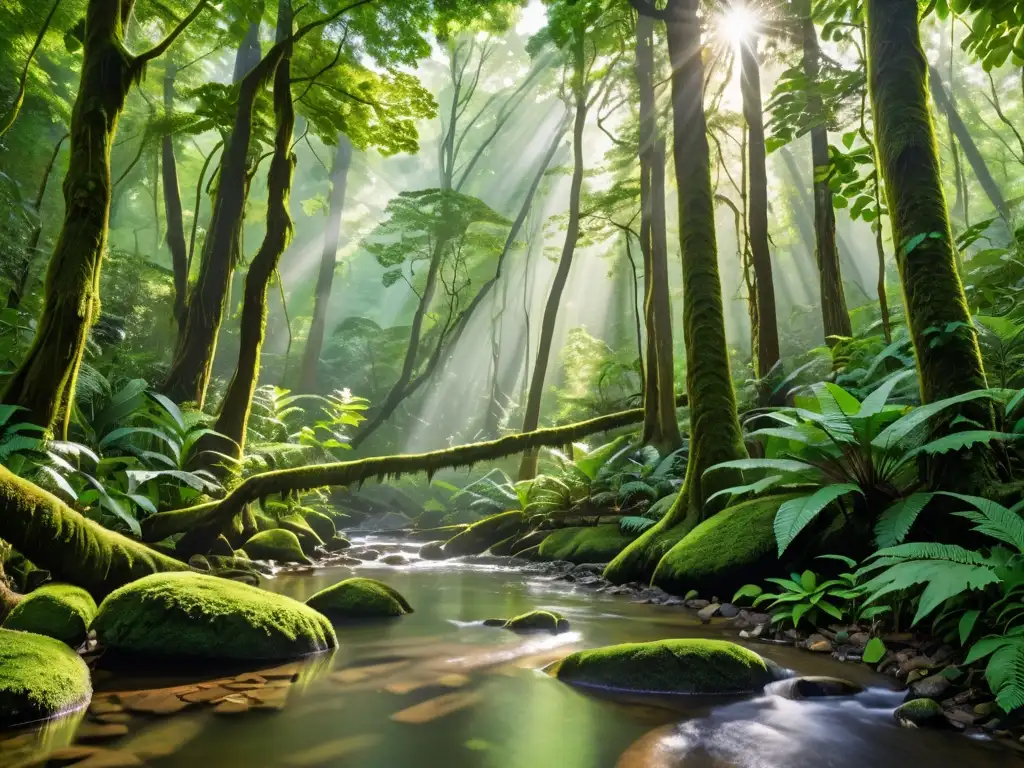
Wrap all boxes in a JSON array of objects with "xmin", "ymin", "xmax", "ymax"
[{"xmin": 0, "ymin": 535, "xmax": 1017, "ymax": 767}]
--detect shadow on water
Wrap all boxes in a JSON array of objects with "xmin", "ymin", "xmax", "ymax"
[{"xmin": 1, "ymin": 536, "xmax": 1017, "ymax": 767}]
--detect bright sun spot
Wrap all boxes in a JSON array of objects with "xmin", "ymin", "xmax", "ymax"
[{"xmin": 718, "ymin": 3, "xmax": 760, "ymax": 47}]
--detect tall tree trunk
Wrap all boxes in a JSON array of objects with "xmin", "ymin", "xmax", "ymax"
[
  {"xmin": 866, "ymin": 0, "xmax": 993, "ymax": 486},
  {"xmin": 516, "ymin": 37, "xmax": 588, "ymax": 482},
  {"xmin": 298, "ymin": 135, "xmax": 352, "ymax": 392},
  {"xmin": 928, "ymin": 66, "xmax": 1011, "ymax": 225},
  {"xmin": 8, "ymin": 132, "xmax": 67, "ymax": 309},
  {"xmin": 606, "ymin": 0, "xmax": 747, "ymax": 586},
  {"xmin": 740, "ymin": 33, "xmax": 781, "ymax": 378},
  {"xmin": 2, "ymin": 0, "xmax": 207, "ymax": 434},
  {"xmin": 161, "ymin": 27, "xmax": 291, "ymax": 408},
  {"xmin": 162, "ymin": 63, "xmax": 189, "ymax": 332},
  {"xmin": 636, "ymin": 11, "xmax": 681, "ymax": 452},
  {"xmin": 798, "ymin": 0, "xmax": 852, "ymax": 345},
  {"xmin": 207, "ymin": 2, "xmax": 296, "ymax": 457}
]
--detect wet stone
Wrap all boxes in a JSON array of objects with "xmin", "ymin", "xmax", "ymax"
[{"xmin": 76, "ymin": 723, "xmax": 130, "ymax": 742}]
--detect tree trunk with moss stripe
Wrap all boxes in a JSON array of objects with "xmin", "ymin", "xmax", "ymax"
[
  {"xmin": 207, "ymin": 2, "xmax": 296, "ymax": 458},
  {"xmin": 740, "ymin": 34, "xmax": 780, "ymax": 379},
  {"xmin": 4, "ymin": 0, "xmax": 150, "ymax": 435},
  {"xmin": 636, "ymin": 11, "xmax": 682, "ymax": 452},
  {"xmin": 798, "ymin": 0, "xmax": 852, "ymax": 346},
  {"xmin": 865, "ymin": 0, "xmax": 994, "ymax": 486},
  {"xmin": 0, "ymin": 466, "xmax": 189, "ymax": 599},
  {"xmin": 606, "ymin": 0, "xmax": 746, "ymax": 586},
  {"xmin": 163, "ymin": 63, "xmax": 190, "ymax": 333}
]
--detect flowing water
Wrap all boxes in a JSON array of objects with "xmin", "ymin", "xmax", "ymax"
[{"xmin": 1, "ymin": 535, "xmax": 1017, "ymax": 767}]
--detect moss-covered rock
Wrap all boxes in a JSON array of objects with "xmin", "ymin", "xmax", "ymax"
[
  {"xmin": 93, "ymin": 572, "xmax": 336, "ymax": 660},
  {"xmin": 407, "ymin": 524, "xmax": 468, "ymax": 542},
  {"xmin": 279, "ymin": 514, "xmax": 325, "ymax": 556},
  {"xmin": 242, "ymin": 529, "xmax": 311, "ymax": 564},
  {"xmin": 894, "ymin": 697, "xmax": 944, "ymax": 728},
  {"xmin": 2, "ymin": 584, "xmax": 97, "ymax": 647},
  {"xmin": 306, "ymin": 577, "xmax": 412, "ymax": 619},
  {"xmin": 501, "ymin": 610, "xmax": 570, "ymax": 634},
  {"xmin": 441, "ymin": 512, "xmax": 528, "ymax": 557},
  {"xmin": 209, "ymin": 536, "xmax": 235, "ymax": 557},
  {"xmin": 651, "ymin": 495, "xmax": 799, "ymax": 595},
  {"xmin": 419, "ymin": 541, "xmax": 447, "ymax": 560},
  {"xmin": 537, "ymin": 525, "xmax": 634, "ymax": 564},
  {"xmin": 300, "ymin": 510, "xmax": 337, "ymax": 542},
  {"xmin": 0, "ymin": 629, "xmax": 92, "ymax": 726},
  {"xmin": 549, "ymin": 639, "xmax": 773, "ymax": 695}
]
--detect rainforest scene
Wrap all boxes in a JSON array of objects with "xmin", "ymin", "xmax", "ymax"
[{"xmin": 2, "ymin": 0, "xmax": 1024, "ymax": 765}]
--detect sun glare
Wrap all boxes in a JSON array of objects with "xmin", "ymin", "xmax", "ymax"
[{"xmin": 718, "ymin": 3, "xmax": 760, "ymax": 47}]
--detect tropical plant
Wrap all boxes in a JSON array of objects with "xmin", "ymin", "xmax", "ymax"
[
  {"xmin": 706, "ymin": 375, "xmax": 1017, "ymax": 556},
  {"xmin": 732, "ymin": 555, "xmax": 881, "ymax": 630}
]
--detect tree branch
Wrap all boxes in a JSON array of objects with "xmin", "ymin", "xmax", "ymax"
[
  {"xmin": 134, "ymin": 0, "xmax": 212, "ymax": 67},
  {"xmin": 0, "ymin": 0, "xmax": 62, "ymax": 138}
]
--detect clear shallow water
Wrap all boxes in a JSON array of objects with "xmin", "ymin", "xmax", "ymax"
[{"xmin": 0, "ymin": 536, "xmax": 1016, "ymax": 767}]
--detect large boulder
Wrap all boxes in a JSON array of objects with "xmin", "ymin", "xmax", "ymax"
[
  {"xmin": 549, "ymin": 639, "xmax": 773, "ymax": 695},
  {"xmin": 279, "ymin": 514, "xmax": 325, "ymax": 553},
  {"xmin": 537, "ymin": 525, "xmax": 634, "ymax": 564},
  {"xmin": 652, "ymin": 495, "xmax": 797, "ymax": 595},
  {"xmin": 441, "ymin": 512, "xmax": 528, "ymax": 557},
  {"xmin": 306, "ymin": 577, "xmax": 412, "ymax": 619},
  {"xmin": 242, "ymin": 529, "xmax": 311, "ymax": 564},
  {"xmin": 93, "ymin": 572, "xmax": 336, "ymax": 660},
  {"xmin": 2, "ymin": 584, "xmax": 97, "ymax": 647},
  {"xmin": 0, "ymin": 629, "xmax": 92, "ymax": 726}
]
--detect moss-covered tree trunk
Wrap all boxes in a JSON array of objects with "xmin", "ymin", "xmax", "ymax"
[
  {"xmin": 636, "ymin": 11, "xmax": 682, "ymax": 452},
  {"xmin": 517, "ymin": 35, "xmax": 588, "ymax": 481},
  {"xmin": 162, "ymin": 63, "xmax": 190, "ymax": 333},
  {"xmin": 928, "ymin": 65, "xmax": 1011, "ymax": 225},
  {"xmin": 606, "ymin": 0, "xmax": 746, "ymax": 585},
  {"xmin": 740, "ymin": 34, "xmax": 780, "ymax": 378},
  {"xmin": 298, "ymin": 135, "xmax": 352, "ymax": 393},
  {"xmin": 208, "ymin": 3, "xmax": 296, "ymax": 458},
  {"xmin": 2, "ymin": 0, "xmax": 207, "ymax": 435},
  {"xmin": 866, "ymin": 0, "xmax": 993, "ymax": 481},
  {"xmin": 799, "ymin": 0, "xmax": 852, "ymax": 345}
]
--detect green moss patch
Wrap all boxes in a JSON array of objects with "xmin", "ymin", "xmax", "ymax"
[
  {"xmin": 652, "ymin": 495, "xmax": 798, "ymax": 595},
  {"xmin": 537, "ymin": 525, "xmax": 634, "ymax": 564},
  {"xmin": 3, "ymin": 584, "xmax": 97, "ymax": 647},
  {"xmin": 550, "ymin": 639, "xmax": 772, "ymax": 695},
  {"xmin": 300, "ymin": 510, "xmax": 337, "ymax": 542},
  {"xmin": 0, "ymin": 629, "xmax": 92, "ymax": 726},
  {"xmin": 306, "ymin": 577, "xmax": 412, "ymax": 619},
  {"xmin": 442, "ymin": 512, "xmax": 528, "ymax": 557},
  {"xmin": 242, "ymin": 529, "xmax": 311, "ymax": 564},
  {"xmin": 500, "ymin": 610, "xmax": 570, "ymax": 634},
  {"xmin": 93, "ymin": 572, "xmax": 336, "ymax": 661}
]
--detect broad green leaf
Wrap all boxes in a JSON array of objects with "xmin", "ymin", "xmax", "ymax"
[
  {"xmin": 862, "ymin": 637, "xmax": 887, "ymax": 664},
  {"xmin": 959, "ymin": 609, "xmax": 981, "ymax": 646},
  {"xmin": 706, "ymin": 474, "xmax": 786, "ymax": 504},
  {"xmin": 858, "ymin": 370, "xmax": 916, "ymax": 418},
  {"xmin": 732, "ymin": 584, "xmax": 763, "ymax": 603},
  {"xmin": 774, "ymin": 484, "xmax": 863, "ymax": 555},
  {"xmin": 872, "ymin": 389, "xmax": 998, "ymax": 450},
  {"xmin": 874, "ymin": 493, "xmax": 935, "ymax": 548}
]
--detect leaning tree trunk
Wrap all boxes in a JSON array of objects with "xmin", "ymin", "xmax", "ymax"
[
  {"xmin": 163, "ymin": 62, "xmax": 190, "ymax": 332},
  {"xmin": 866, "ymin": 0, "xmax": 994, "ymax": 487},
  {"xmin": 928, "ymin": 66, "xmax": 1011, "ymax": 226},
  {"xmin": 606, "ymin": 0, "xmax": 747, "ymax": 586},
  {"xmin": 517, "ymin": 36, "xmax": 588, "ymax": 482},
  {"xmin": 298, "ymin": 134, "xmax": 352, "ymax": 392},
  {"xmin": 207, "ymin": 3, "xmax": 296, "ymax": 458},
  {"xmin": 798, "ymin": 0, "xmax": 852, "ymax": 345},
  {"xmin": 636, "ymin": 11, "xmax": 682, "ymax": 452},
  {"xmin": 740, "ymin": 33, "xmax": 781, "ymax": 378},
  {"xmin": 2, "ymin": 0, "xmax": 207, "ymax": 435}
]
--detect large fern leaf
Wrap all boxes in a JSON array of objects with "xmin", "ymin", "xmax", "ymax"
[
  {"xmin": 874, "ymin": 493, "xmax": 935, "ymax": 548},
  {"xmin": 774, "ymin": 483, "xmax": 862, "ymax": 555},
  {"xmin": 941, "ymin": 492, "xmax": 1024, "ymax": 552}
]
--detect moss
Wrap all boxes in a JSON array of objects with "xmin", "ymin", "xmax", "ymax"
[
  {"xmin": 2, "ymin": 584, "xmax": 97, "ymax": 647},
  {"xmin": 0, "ymin": 629, "xmax": 92, "ymax": 726},
  {"xmin": 407, "ymin": 524, "xmax": 468, "ymax": 542},
  {"xmin": 442, "ymin": 511, "xmax": 528, "ymax": 557},
  {"xmin": 209, "ymin": 536, "xmax": 234, "ymax": 556},
  {"xmin": 93, "ymin": 572, "xmax": 336, "ymax": 660},
  {"xmin": 0, "ymin": 466, "xmax": 190, "ymax": 600},
  {"xmin": 300, "ymin": 510, "xmax": 337, "ymax": 542},
  {"xmin": 306, "ymin": 577, "xmax": 412, "ymax": 619},
  {"xmin": 894, "ymin": 697, "xmax": 944, "ymax": 727},
  {"xmin": 537, "ymin": 525, "xmax": 634, "ymax": 564},
  {"xmin": 550, "ymin": 639, "xmax": 772, "ymax": 695},
  {"xmin": 502, "ymin": 610, "xmax": 570, "ymax": 634},
  {"xmin": 651, "ymin": 494, "xmax": 798, "ymax": 595},
  {"xmin": 242, "ymin": 529, "xmax": 311, "ymax": 564},
  {"xmin": 488, "ymin": 535, "xmax": 518, "ymax": 557}
]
